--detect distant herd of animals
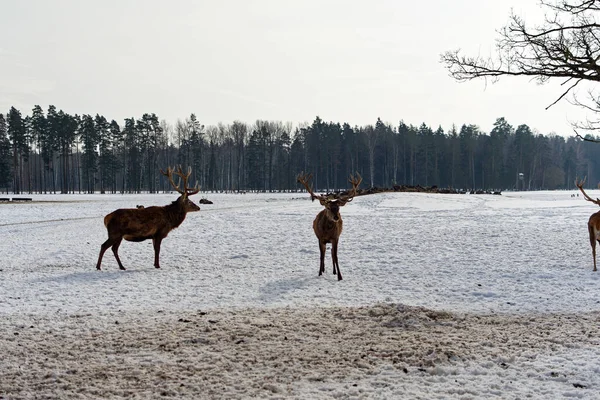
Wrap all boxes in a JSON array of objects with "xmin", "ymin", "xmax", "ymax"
[{"xmin": 95, "ymin": 166, "xmax": 600, "ymax": 276}]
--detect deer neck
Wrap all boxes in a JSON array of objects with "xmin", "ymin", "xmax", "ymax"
[
  {"xmin": 165, "ymin": 200, "xmax": 189, "ymax": 228},
  {"xmin": 318, "ymin": 209, "xmax": 342, "ymax": 230},
  {"xmin": 325, "ymin": 218, "xmax": 339, "ymax": 231}
]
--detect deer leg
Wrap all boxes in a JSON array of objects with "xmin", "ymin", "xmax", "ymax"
[
  {"xmin": 318, "ymin": 240, "xmax": 326, "ymax": 276},
  {"xmin": 331, "ymin": 238, "xmax": 337, "ymax": 275},
  {"xmin": 96, "ymin": 238, "xmax": 114, "ymax": 270},
  {"xmin": 153, "ymin": 237, "xmax": 163, "ymax": 269},
  {"xmin": 111, "ymin": 238, "xmax": 126, "ymax": 270},
  {"xmin": 593, "ymin": 239, "xmax": 598, "ymax": 272},
  {"xmin": 590, "ymin": 225, "xmax": 598, "ymax": 272},
  {"xmin": 331, "ymin": 239, "xmax": 342, "ymax": 281}
]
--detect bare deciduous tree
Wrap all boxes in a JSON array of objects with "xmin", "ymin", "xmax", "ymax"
[{"xmin": 441, "ymin": 0, "xmax": 600, "ymax": 134}]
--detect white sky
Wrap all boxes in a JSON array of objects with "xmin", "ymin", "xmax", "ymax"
[{"xmin": 0, "ymin": 0, "xmax": 589, "ymax": 135}]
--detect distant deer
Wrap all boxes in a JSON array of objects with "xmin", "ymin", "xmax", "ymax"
[
  {"xmin": 575, "ymin": 176, "xmax": 600, "ymax": 271},
  {"xmin": 96, "ymin": 166, "xmax": 201, "ymax": 270},
  {"xmin": 297, "ymin": 172, "xmax": 362, "ymax": 280}
]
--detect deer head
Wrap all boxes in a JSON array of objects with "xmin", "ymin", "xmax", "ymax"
[
  {"xmin": 160, "ymin": 165, "xmax": 201, "ymax": 213},
  {"xmin": 297, "ymin": 172, "xmax": 362, "ymax": 221}
]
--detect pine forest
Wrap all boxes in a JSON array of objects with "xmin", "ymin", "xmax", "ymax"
[{"xmin": 1, "ymin": 105, "xmax": 599, "ymax": 194}]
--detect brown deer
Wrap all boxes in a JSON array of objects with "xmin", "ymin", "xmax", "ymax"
[
  {"xmin": 575, "ymin": 177, "xmax": 600, "ymax": 271},
  {"xmin": 96, "ymin": 166, "xmax": 201, "ymax": 271},
  {"xmin": 297, "ymin": 172, "xmax": 362, "ymax": 280}
]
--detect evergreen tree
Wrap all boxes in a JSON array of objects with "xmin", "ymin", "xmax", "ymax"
[
  {"xmin": 231, "ymin": 121, "xmax": 247, "ymax": 190},
  {"xmin": 53, "ymin": 110, "xmax": 78, "ymax": 193},
  {"xmin": 304, "ymin": 117, "xmax": 325, "ymax": 189},
  {"xmin": 45, "ymin": 105, "xmax": 59, "ymax": 193},
  {"xmin": 416, "ymin": 123, "xmax": 434, "ymax": 186},
  {"xmin": 246, "ymin": 129, "xmax": 262, "ymax": 190},
  {"xmin": 136, "ymin": 114, "xmax": 163, "ymax": 192},
  {"xmin": 95, "ymin": 115, "xmax": 111, "ymax": 193},
  {"xmin": 364, "ymin": 123, "xmax": 378, "ymax": 188},
  {"xmin": 290, "ymin": 127, "xmax": 306, "ymax": 186},
  {"xmin": 512, "ymin": 124, "xmax": 535, "ymax": 190},
  {"xmin": 30, "ymin": 105, "xmax": 47, "ymax": 193},
  {"xmin": 109, "ymin": 120, "xmax": 123, "ymax": 193},
  {"xmin": 0, "ymin": 114, "xmax": 11, "ymax": 192},
  {"xmin": 396, "ymin": 121, "xmax": 411, "ymax": 184},
  {"xmin": 458, "ymin": 124, "xmax": 479, "ymax": 189},
  {"xmin": 80, "ymin": 114, "xmax": 99, "ymax": 193},
  {"xmin": 275, "ymin": 127, "xmax": 292, "ymax": 190},
  {"xmin": 447, "ymin": 125, "xmax": 460, "ymax": 188},
  {"xmin": 188, "ymin": 114, "xmax": 205, "ymax": 188},
  {"xmin": 432, "ymin": 126, "xmax": 446, "ymax": 187},
  {"xmin": 7, "ymin": 107, "xmax": 28, "ymax": 194},
  {"xmin": 123, "ymin": 118, "xmax": 139, "ymax": 193},
  {"xmin": 489, "ymin": 117, "xmax": 513, "ymax": 188}
]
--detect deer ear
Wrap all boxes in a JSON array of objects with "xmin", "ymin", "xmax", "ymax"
[
  {"xmin": 337, "ymin": 199, "xmax": 348, "ymax": 207},
  {"xmin": 318, "ymin": 197, "xmax": 329, "ymax": 207}
]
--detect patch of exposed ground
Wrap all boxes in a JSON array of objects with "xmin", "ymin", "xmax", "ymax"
[{"xmin": 0, "ymin": 304, "xmax": 598, "ymax": 399}]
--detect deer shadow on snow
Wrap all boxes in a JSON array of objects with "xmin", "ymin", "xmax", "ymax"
[
  {"xmin": 256, "ymin": 272, "xmax": 343, "ymax": 304},
  {"xmin": 31, "ymin": 267, "xmax": 152, "ymax": 285}
]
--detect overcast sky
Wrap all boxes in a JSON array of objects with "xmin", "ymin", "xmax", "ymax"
[{"xmin": 0, "ymin": 0, "xmax": 589, "ymax": 135}]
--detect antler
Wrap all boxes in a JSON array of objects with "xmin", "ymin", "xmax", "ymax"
[
  {"xmin": 575, "ymin": 176, "xmax": 600, "ymax": 206},
  {"xmin": 297, "ymin": 172, "xmax": 324, "ymax": 202},
  {"xmin": 161, "ymin": 165, "xmax": 201, "ymax": 197},
  {"xmin": 339, "ymin": 172, "xmax": 362, "ymax": 203}
]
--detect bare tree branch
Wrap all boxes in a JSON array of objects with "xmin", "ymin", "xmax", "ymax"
[
  {"xmin": 546, "ymin": 77, "xmax": 583, "ymax": 109},
  {"xmin": 574, "ymin": 128, "xmax": 600, "ymax": 141}
]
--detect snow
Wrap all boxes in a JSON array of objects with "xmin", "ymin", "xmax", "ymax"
[{"xmin": 1, "ymin": 190, "xmax": 599, "ymax": 398}]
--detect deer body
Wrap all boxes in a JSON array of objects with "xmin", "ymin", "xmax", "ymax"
[
  {"xmin": 575, "ymin": 177, "xmax": 600, "ymax": 271},
  {"xmin": 96, "ymin": 166, "xmax": 200, "ymax": 271},
  {"xmin": 105, "ymin": 203, "xmax": 189, "ymax": 242},
  {"xmin": 587, "ymin": 211, "xmax": 600, "ymax": 272},
  {"xmin": 313, "ymin": 208, "xmax": 343, "ymax": 243},
  {"xmin": 298, "ymin": 172, "xmax": 361, "ymax": 280},
  {"xmin": 313, "ymin": 205, "xmax": 344, "ymax": 278}
]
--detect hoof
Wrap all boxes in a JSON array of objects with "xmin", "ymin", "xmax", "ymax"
[{"xmin": 119, "ymin": 267, "xmax": 126, "ymax": 271}]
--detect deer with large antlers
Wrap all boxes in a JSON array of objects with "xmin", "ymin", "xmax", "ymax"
[
  {"xmin": 297, "ymin": 172, "xmax": 362, "ymax": 280},
  {"xmin": 575, "ymin": 176, "xmax": 600, "ymax": 271},
  {"xmin": 96, "ymin": 166, "xmax": 201, "ymax": 270}
]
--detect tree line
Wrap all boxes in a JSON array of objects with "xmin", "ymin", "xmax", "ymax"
[{"xmin": 1, "ymin": 105, "xmax": 599, "ymax": 194}]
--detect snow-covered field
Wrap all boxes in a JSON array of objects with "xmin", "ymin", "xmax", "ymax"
[{"xmin": 1, "ymin": 190, "xmax": 599, "ymax": 398}]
